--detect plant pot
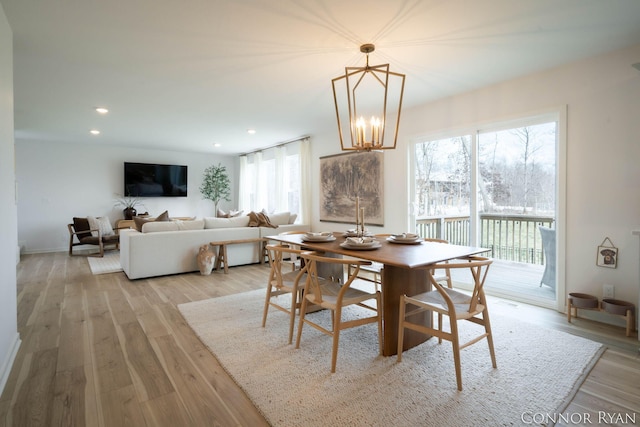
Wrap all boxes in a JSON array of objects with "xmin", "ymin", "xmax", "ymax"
[
  {"xmin": 601, "ymin": 298, "xmax": 635, "ymax": 316},
  {"xmin": 568, "ymin": 293, "xmax": 599, "ymax": 309},
  {"xmin": 123, "ymin": 207, "xmax": 137, "ymax": 220}
]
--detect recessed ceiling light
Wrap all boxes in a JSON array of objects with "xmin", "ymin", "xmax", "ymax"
[
  {"xmin": 247, "ymin": 129, "xmax": 256, "ymax": 135},
  {"xmin": 90, "ymin": 129, "xmax": 100, "ymax": 135},
  {"xmin": 213, "ymin": 143, "xmax": 221, "ymax": 147},
  {"xmin": 95, "ymin": 107, "xmax": 109, "ymax": 114}
]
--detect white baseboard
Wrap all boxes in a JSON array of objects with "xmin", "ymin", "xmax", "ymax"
[{"xmin": 0, "ymin": 333, "xmax": 21, "ymax": 396}]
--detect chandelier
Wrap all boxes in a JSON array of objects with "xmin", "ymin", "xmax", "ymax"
[{"xmin": 332, "ymin": 44, "xmax": 405, "ymax": 151}]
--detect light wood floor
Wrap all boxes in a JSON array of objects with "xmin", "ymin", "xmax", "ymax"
[{"xmin": 2, "ymin": 252, "xmax": 639, "ymax": 426}]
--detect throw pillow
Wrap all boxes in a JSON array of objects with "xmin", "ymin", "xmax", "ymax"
[
  {"xmin": 289, "ymin": 213, "xmax": 298, "ymax": 224},
  {"xmin": 87, "ymin": 216, "xmax": 114, "ymax": 237},
  {"xmin": 73, "ymin": 217, "xmax": 92, "ymax": 239},
  {"xmin": 133, "ymin": 216, "xmax": 154, "ymax": 232},
  {"xmin": 156, "ymin": 210, "xmax": 170, "ymax": 221},
  {"xmin": 217, "ymin": 208, "xmax": 243, "ymax": 218},
  {"xmin": 247, "ymin": 211, "xmax": 278, "ymax": 228}
]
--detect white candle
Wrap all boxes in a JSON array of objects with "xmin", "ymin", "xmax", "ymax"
[{"xmin": 355, "ymin": 197, "xmax": 359, "ymax": 230}]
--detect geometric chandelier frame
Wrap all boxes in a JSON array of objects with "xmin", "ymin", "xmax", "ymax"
[{"xmin": 332, "ymin": 43, "xmax": 405, "ymax": 151}]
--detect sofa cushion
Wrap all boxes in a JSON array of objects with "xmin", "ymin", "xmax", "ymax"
[
  {"xmin": 268, "ymin": 211, "xmax": 291, "ymax": 226},
  {"xmin": 175, "ymin": 219, "xmax": 205, "ymax": 230},
  {"xmin": 73, "ymin": 217, "xmax": 92, "ymax": 239},
  {"xmin": 87, "ymin": 216, "xmax": 115, "ymax": 237},
  {"xmin": 141, "ymin": 221, "xmax": 180, "ymax": 233},
  {"xmin": 204, "ymin": 216, "xmax": 250, "ymax": 229}
]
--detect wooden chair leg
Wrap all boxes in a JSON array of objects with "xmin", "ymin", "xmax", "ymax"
[
  {"xmin": 288, "ymin": 290, "xmax": 297, "ymax": 344},
  {"xmin": 483, "ymin": 310, "xmax": 497, "ymax": 368},
  {"xmin": 450, "ymin": 320, "xmax": 463, "ymax": 391},
  {"xmin": 261, "ymin": 285, "xmax": 272, "ymax": 328},
  {"xmin": 331, "ymin": 307, "xmax": 343, "ymax": 373},
  {"xmin": 397, "ymin": 295, "xmax": 406, "ymax": 362}
]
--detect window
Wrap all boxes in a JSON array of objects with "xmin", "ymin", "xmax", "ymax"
[{"xmin": 239, "ymin": 141, "xmax": 303, "ymax": 221}]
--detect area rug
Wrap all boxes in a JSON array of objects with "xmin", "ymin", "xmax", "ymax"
[
  {"xmin": 87, "ymin": 252, "xmax": 122, "ymax": 275},
  {"xmin": 178, "ymin": 290, "xmax": 604, "ymax": 427}
]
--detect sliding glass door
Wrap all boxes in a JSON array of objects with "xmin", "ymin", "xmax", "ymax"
[{"xmin": 411, "ymin": 112, "xmax": 562, "ymax": 308}]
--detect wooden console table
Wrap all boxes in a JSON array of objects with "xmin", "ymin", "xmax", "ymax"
[{"xmin": 210, "ymin": 238, "xmax": 266, "ymax": 274}]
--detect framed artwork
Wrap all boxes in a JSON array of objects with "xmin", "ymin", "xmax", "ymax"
[
  {"xmin": 319, "ymin": 151, "xmax": 384, "ymax": 226},
  {"xmin": 596, "ymin": 237, "xmax": 618, "ymax": 268}
]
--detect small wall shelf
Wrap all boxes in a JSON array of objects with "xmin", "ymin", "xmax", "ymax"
[{"xmin": 567, "ymin": 293, "xmax": 636, "ymax": 337}]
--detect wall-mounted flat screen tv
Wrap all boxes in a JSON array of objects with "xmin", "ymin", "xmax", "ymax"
[{"xmin": 124, "ymin": 162, "xmax": 188, "ymax": 197}]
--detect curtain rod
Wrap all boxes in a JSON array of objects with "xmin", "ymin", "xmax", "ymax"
[{"xmin": 240, "ymin": 135, "xmax": 310, "ymax": 156}]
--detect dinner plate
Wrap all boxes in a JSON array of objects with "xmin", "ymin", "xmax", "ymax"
[
  {"xmin": 391, "ymin": 233, "xmax": 420, "ymax": 241},
  {"xmin": 387, "ymin": 237, "xmax": 422, "ymax": 245},
  {"xmin": 340, "ymin": 242, "xmax": 382, "ymax": 250},
  {"xmin": 302, "ymin": 235, "xmax": 336, "ymax": 242}
]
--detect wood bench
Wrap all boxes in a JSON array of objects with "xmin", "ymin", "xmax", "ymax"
[{"xmin": 210, "ymin": 238, "xmax": 267, "ymax": 274}]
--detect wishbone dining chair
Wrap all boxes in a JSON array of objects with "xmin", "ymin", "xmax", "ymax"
[
  {"xmin": 262, "ymin": 244, "xmax": 313, "ymax": 344},
  {"xmin": 397, "ymin": 255, "xmax": 496, "ymax": 391},
  {"xmin": 296, "ymin": 252, "xmax": 382, "ymax": 373}
]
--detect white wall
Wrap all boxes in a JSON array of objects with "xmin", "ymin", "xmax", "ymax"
[
  {"xmin": 15, "ymin": 142, "xmax": 236, "ymax": 253},
  {"xmin": 310, "ymin": 43, "xmax": 640, "ymax": 312},
  {"xmin": 0, "ymin": 4, "xmax": 21, "ymax": 394}
]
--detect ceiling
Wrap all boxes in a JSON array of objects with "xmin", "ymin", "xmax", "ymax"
[{"xmin": 3, "ymin": 0, "xmax": 640, "ymax": 155}]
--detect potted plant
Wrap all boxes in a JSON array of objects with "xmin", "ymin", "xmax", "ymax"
[
  {"xmin": 115, "ymin": 195, "xmax": 144, "ymax": 220},
  {"xmin": 200, "ymin": 163, "xmax": 231, "ymax": 215}
]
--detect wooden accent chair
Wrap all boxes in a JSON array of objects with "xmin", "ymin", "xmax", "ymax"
[
  {"xmin": 397, "ymin": 256, "xmax": 496, "ymax": 391},
  {"xmin": 68, "ymin": 217, "xmax": 122, "ymax": 257},
  {"xmin": 262, "ymin": 244, "xmax": 312, "ymax": 344},
  {"xmin": 295, "ymin": 252, "xmax": 382, "ymax": 373}
]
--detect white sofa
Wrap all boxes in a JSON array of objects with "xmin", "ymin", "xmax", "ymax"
[{"xmin": 120, "ymin": 213, "xmax": 310, "ymax": 279}]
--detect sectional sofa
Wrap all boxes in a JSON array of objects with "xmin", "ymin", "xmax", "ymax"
[{"xmin": 119, "ymin": 212, "xmax": 310, "ymax": 279}]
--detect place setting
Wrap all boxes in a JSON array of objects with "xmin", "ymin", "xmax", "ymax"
[
  {"xmin": 301, "ymin": 231, "xmax": 336, "ymax": 242},
  {"xmin": 340, "ymin": 236, "xmax": 381, "ymax": 250},
  {"xmin": 387, "ymin": 232, "xmax": 422, "ymax": 245}
]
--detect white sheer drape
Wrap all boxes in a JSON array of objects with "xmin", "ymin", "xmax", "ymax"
[
  {"xmin": 299, "ymin": 138, "xmax": 311, "ymax": 225},
  {"xmin": 254, "ymin": 151, "xmax": 267, "ymax": 211},
  {"xmin": 238, "ymin": 137, "xmax": 310, "ymax": 223},
  {"xmin": 274, "ymin": 146, "xmax": 287, "ymax": 211}
]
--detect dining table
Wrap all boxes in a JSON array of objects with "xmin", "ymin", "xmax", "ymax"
[{"xmin": 265, "ymin": 232, "xmax": 490, "ymax": 356}]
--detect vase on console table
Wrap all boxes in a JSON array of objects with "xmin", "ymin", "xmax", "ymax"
[{"xmin": 123, "ymin": 207, "xmax": 137, "ymax": 220}]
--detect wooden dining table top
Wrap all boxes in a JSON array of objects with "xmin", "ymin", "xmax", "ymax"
[{"xmin": 264, "ymin": 232, "xmax": 489, "ymax": 268}]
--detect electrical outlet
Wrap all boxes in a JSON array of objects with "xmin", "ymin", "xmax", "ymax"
[{"xmin": 603, "ymin": 284, "xmax": 615, "ymax": 298}]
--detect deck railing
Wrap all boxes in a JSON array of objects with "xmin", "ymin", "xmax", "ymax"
[{"xmin": 416, "ymin": 214, "xmax": 555, "ymax": 265}]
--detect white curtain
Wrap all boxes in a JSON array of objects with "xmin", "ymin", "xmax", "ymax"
[
  {"xmin": 274, "ymin": 146, "xmax": 287, "ymax": 211},
  {"xmin": 238, "ymin": 155, "xmax": 250, "ymax": 212},
  {"xmin": 238, "ymin": 137, "xmax": 310, "ymax": 221},
  {"xmin": 299, "ymin": 138, "xmax": 311, "ymax": 225},
  {"xmin": 254, "ymin": 151, "xmax": 267, "ymax": 211}
]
